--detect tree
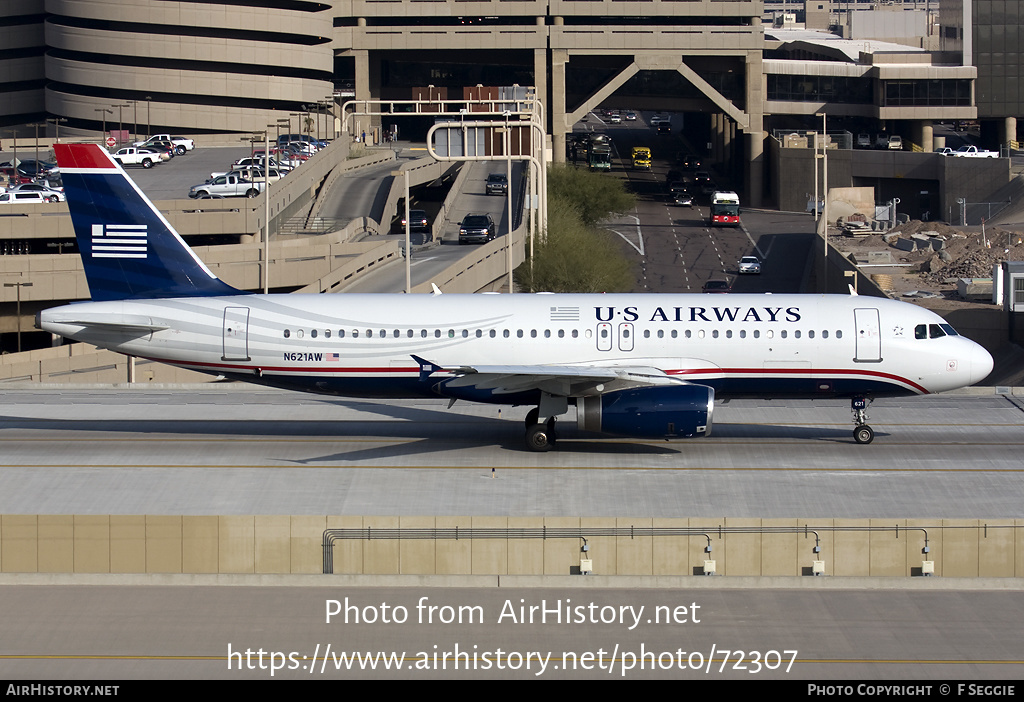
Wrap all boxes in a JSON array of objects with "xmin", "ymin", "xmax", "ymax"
[
  {"xmin": 515, "ymin": 192, "xmax": 634, "ymax": 293},
  {"xmin": 546, "ymin": 163, "xmax": 635, "ymax": 225}
]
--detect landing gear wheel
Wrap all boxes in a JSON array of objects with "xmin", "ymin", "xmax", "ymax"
[
  {"xmin": 526, "ymin": 424, "xmax": 553, "ymax": 452},
  {"xmin": 854, "ymin": 425, "xmax": 874, "ymax": 444}
]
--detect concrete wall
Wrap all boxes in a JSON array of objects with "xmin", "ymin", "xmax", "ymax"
[
  {"xmin": 2, "ymin": 515, "xmax": 1021, "ymax": 577},
  {"xmin": 771, "ymin": 140, "xmax": 1010, "ymax": 218}
]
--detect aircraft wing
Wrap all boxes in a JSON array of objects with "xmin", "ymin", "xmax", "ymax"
[{"xmin": 443, "ymin": 363, "xmax": 688, "ymax": 396}]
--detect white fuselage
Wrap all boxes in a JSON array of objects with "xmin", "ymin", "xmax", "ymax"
[{"xmin": 39, "ymin": 292, "xmax": 993, "ymax": 400}]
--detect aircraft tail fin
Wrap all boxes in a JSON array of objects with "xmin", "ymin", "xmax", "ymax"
[{"xmin": 54, "ymin": 143, "xmax": 241, "ymax": 301}]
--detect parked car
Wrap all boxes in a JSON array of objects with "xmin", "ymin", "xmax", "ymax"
[
  {"xmin": 458, "ymin": 214, "xmax": 496, "ymax": 244},
  {"xmin": 485, "ymin": 173, "xmax": 508, "ymax": 195},
  {"xmin": 8, "ymin": 183, "xmax": 65, "ymax": 202},
  {"xmin": 188, "ymin": 174, "xmax": 265, "ymax": 199},
  {"xmin": 702, "ymin": 279, "xmax": 731, "ymax": 293},
  {"xmin": 112, "ymin": 147, "xmax": 161, "ymax": 168},
  {"xmin": 0, "ymin": 191, "xmax": 51, "ymax": 205},
  {"xmin": 738, "ymin": 255, "xmax": 762, "ymax": 275},
  {"xmin": 134, "ymin": 134, "xmax": 195, "ymax": 154},
  {"xmin": 856, "ymin": 133, "xmax": 872, "ymax": 148}
]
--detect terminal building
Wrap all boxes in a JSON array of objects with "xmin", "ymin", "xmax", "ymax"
[{"xmin": 2, "ymin": 3, "xmax": 1018, "ymax": 187}]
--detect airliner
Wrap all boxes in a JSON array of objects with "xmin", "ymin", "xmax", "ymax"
[{"xmin": 38, "ymin": 143, "xmax": 993, "ymax": 451}]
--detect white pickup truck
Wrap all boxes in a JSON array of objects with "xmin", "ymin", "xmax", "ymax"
[
  {"xmin": 111, "ymin": 147, "xmax": 162, "ymax": 168},
  {"xmin": 188, "ymin": 174, "xmax": 265, "ymax": 199},
  {"xmin": 953, "ymin": 145, "xmax": 999, "ymax": 158},
  {"xmin": 135, "ymin": 134, "xmax": 195, "ymax": 155}
]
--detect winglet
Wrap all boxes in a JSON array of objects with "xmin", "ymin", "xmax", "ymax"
[{"xmin": 54, "ymin": 143, "xmax": 242, "ymax": 301}]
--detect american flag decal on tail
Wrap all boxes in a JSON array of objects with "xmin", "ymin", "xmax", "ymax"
[{"xmin": 91, "ymin": 224, "xmax": 148, "ymax": 258}]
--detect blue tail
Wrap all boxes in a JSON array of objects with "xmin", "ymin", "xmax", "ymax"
[{"xmin": 54, "ymin": 143, "xmax": 241, "ymax": 301}]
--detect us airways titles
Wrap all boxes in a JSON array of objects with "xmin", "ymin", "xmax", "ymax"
[{"xmin": 595, "ymin": 305, "xmax": 802, "ymax": 324}]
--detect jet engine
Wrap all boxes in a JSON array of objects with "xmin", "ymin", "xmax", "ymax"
[{"xmin": 576, "ymin": 385, "xmax": 714, "ymax": 439}]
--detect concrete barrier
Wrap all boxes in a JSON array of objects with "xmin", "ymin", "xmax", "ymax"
[{"xmin": 2, "ymin": 515, "xmax": 1022, "ymax": 577}]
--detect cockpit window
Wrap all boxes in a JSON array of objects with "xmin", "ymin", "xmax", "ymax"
[
  {"xmin": 929, "ymin": 324, "xmax": 946, "ymax": 339},
  {"xmin": 939, "ymin": 324, "xmax": 959, "ymax": 336},
  {"xmin": 915, "ymin": 324, "xmax": 927, "ymax": 339}
]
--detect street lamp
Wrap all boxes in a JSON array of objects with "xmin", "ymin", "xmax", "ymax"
[
  {"xmin": 4, "ymin": 281, "xmax": 33, "ymax": 353},
  {"xmin": 391, "ymin": 140, "xmax": 411, "ymax": 294},
  {"xmin": 27, "ymin": 122, "xmax": 44, "ymax": 165},
  {"xmin": 145, "ymin": 96, "xmax": 152, "ymax": 140},
  {"xmin": 816, "ymin": 111, "xmax": 828, "ymax": 293},
  {"xmin": 47, "ymin": 117, "xmax": 67, "ymax": 144},
  {"xmin": 115, "ymin": 103, "xmax": 131, "ymax": 146},
  {"xmin": 93, "ymin": 108, "xmax": 113, "ymax": 145}
]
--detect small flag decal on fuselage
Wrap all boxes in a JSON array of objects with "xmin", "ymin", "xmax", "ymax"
[{"xmin": 91, "ymin": 224, "xmax": 147, "ymax": 258}]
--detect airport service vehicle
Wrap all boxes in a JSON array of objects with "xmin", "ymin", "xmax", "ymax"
[
  {"xmin": 111, "ymin": 147, "xmax": 160, "ymax": 169},
  {"xmin": 738, "ymin": 256, "xmax": 761, "ymax": 275},
  {"xmin": 710, "ymin": 191, "xmax": 741, "ymax": 226},
  {"xmin": 134, "ymin": 134, "xmax": 195, "ymax": 154},
  {"xmin": 935, "ymin": 147, "xmax": 956, "ymax": 156},
  {"xmin": 953, "ymin": 145, "xmax": 999, "ymax": 158},
  {"xmin": 631, "ymin": 147, "xmax": 652, "ymax": 170},
  {"xmin": 188, "ymin": 173, "xmax": 265, "ymax": 199},
  {"xmin": 40, "ymin": 144, "xmax": 994, "ymax": 451}
]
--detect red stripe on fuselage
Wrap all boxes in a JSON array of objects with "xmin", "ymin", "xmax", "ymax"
[{"xmin": 141, "ymin": 355, "xmax": 928, "ymax": 394}]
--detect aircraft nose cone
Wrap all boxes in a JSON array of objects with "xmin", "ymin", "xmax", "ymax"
[{"xmin": 970, "ymin": 343, "xmax": 994, "ymax": 385}]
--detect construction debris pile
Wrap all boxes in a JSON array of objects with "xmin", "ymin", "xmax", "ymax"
[{"xmin": 837, "ymin": 219, "xmax": 1024, "ymax": 305}]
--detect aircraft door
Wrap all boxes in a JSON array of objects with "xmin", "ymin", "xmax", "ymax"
[
  {"xmin": 618, "ymin": 322, "xmax": 634, "ymax": 352},
  {"xmin": 222, "ymin": 306, "xmax": 251, "ymax": 361},
  {"xmin": 596, "ymin": 323, "xmax": 612, "ymax": 351},
  {"xmin": 853, "ymin": 308, "xmax": 882, "ymax": 362}
]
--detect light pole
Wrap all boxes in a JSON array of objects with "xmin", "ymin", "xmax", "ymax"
[
  {"xmin": 93, "ymin": 108, "xmax": 112, "ymax": 145},
  {"xmin": 115, "ymin": 103, "xmax": 130, "ymax": 146},
  {"xmin": 4, "ymin": 281, "xmax": 33, "ymax": 353},
  {"xmin": 816, "ymin": 111, "xmax": 828, "ymax": 293},
  {"xmin": 391, "ymin": 141, "xmax": 411, "ymax": 294},
  {"xmin": 145, "ymin": 96, "xmax": 152, "ymax": 140},
  {"xmin": 47, "ymin": 117, "xmax": 67, "ymax": 144},
  {"xmin": 28, "ymin": 122, "xmax": 44, "ymax": 165}
]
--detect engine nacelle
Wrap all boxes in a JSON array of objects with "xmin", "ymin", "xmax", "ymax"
[{"xmin": 577, "ymin": 385, "xmax": 714, "ymax": 439}]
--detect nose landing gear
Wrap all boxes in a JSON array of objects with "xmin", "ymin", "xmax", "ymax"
[{"xmin": 852, "ymin": 397, "xmax": 874, "ymax": 444}]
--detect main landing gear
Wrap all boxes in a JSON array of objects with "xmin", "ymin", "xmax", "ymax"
[
  {"xmin": 524, "ymin": 394, "xmax": 568, "ymax": 452},
  {"xmin": 851, "ymin": 397, "xmax": 874, "ymax": 444}
]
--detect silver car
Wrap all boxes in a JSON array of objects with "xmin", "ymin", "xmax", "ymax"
[{"xmin": 738, "ymin": 255, "xmax": 761, "ymax": 275}]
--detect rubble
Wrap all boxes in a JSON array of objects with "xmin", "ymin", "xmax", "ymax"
[{"xmin": 832, "ymin": 218, "xmax": 1024, "ymax": 310}]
